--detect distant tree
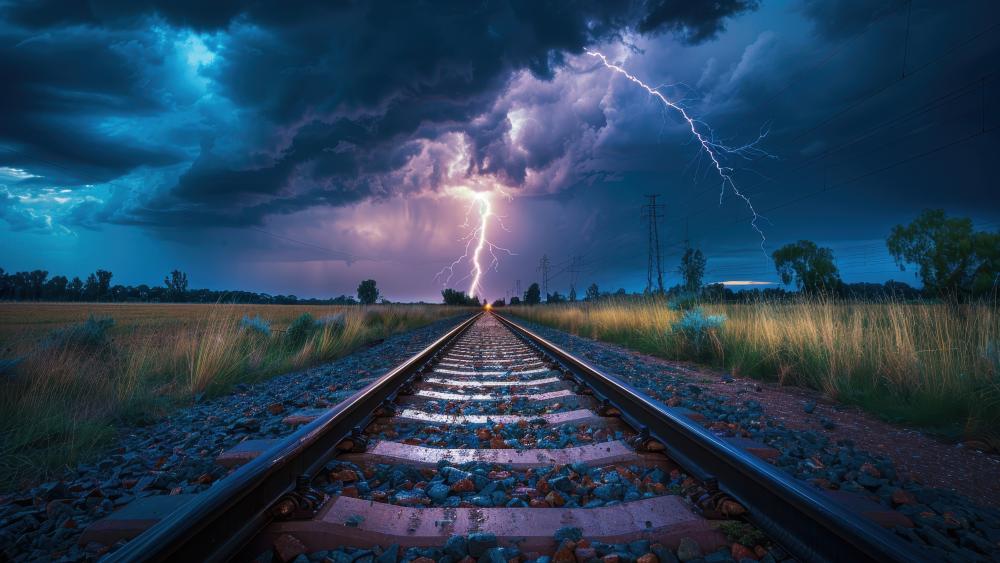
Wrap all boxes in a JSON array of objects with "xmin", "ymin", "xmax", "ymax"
[
  {"xmin": 84, "ymin": 275, "xmax": 97, "ymax": 299},
  {"xmin": 491, "ymin": 298, "xmax": 505, "ymax": 308},
  {"xmin": 164, "ymin": 269, "xmax": 189, "ymax": 301},
  {"xmin": 66, "ymin": 276, "xmax": 83, "ymax": 300},
  {"xmin": 524, "ymin": 283, "xmax": 541, "ymax": 305},
  {"xmin": 568, "ymin": 287, "xmax": 577, "ymax": 302},
  {"xmin": 585, "ymin": 283, "xmax": 600, "ymax": 301},
  {"xmin": 357, "ymin": 279, "xmax": 380, "ymax": 305},
  {"xmin": 546, "ymin": 291, "xmax": 566, "ymax": 304},
  {"xmin": 772, "ymin": 240, "xmax": 840, "ymax": 294},
  {"xmin": 442, "ymin": 288, "xmax": 480, "ymax": 306},
  {"xmin": 26, "ymin": 270, "xmax": 48, "ymax": 300},
  {"xmin": 887, "ymin": 209, "xmax": 1000, "ymax": 298},
  {"xmin": 45, "ymin": 275, "xmax": 68, "ymax": 300},
  {"xmin": 614, "ymin": 288, "xmax": 626, "ymax": 297},
  {"xmin": 678, "ymin": 248, "xmax": 707, "ymax": 292},
  {"xmin": 509, "ymin": 296, "xmax": 522, "ymax": 305}
]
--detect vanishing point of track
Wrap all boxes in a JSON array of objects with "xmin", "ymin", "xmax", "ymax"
[{"xmin": 103, "ymin": 312, "xmax": 927, "ymax": 563}]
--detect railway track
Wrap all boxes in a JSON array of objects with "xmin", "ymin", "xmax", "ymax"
[{"xmin": 96, "ymin": 312, "xmax": 926, "ymax": 562}]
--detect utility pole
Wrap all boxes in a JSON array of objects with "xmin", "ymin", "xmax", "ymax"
[
  {"xmin": 641, "ymin": 195, "xmax": 665, "ymax": 294},
  {"xmin": 516, "ymin": 279, "xmax": 522, "ymax": 300},
  {"xmin": 568, "ymin": 255, "xmax": 584, "ymax": 295},
  {"xmin": 537, "ymin": 255, "xmax": 551, "ymax": 296}
]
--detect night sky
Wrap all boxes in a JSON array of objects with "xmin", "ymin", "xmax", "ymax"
[{"xmin": 2, "ymin": 0, "xmax": 998, "ymax": 302}]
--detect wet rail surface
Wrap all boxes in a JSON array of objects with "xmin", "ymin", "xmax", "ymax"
[{"xmin": 97, "ymin": 312, "xmax": 927, "ymax": 563}]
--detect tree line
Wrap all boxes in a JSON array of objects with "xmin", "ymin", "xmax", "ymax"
[
  {"xmin": 0, "ymin": 268, "xmax": 363, "ymax": 305},
  {"xmin": 500, "ymin": 209, "xmax": 999, "ymax": 305}
]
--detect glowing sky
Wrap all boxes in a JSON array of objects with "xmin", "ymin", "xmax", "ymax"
[{"xmin": 2, "ymin": 1, "xmax": 998, "ymax": 301}]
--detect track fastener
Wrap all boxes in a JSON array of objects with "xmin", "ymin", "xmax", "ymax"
[
  {"xmin": 336, "ymin": 427, "xmax": 369, "ymax": 453},
  {"xmin": 270, "ymin": 475, "xmax": 328, "ymax": 520}
]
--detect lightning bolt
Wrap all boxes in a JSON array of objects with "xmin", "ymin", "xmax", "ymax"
[
  {"xmin": 586, "ymin": 50, "xmax": 773, "ymax": 246},
  {"xmin": 435, "ymin": 189, "xmax": 514, "ymax": 300}
]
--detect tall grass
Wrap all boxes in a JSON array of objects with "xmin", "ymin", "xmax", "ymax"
[
  {"xmin": 509, "ymin": 298, "xmax": 1000, "ymax": 444},
  {"xmin": 0, "ymin": 303, "xmax": 469, "ymax": 488}
]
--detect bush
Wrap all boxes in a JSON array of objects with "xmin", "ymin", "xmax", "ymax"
[
  {"xmin": 670, "ymin": 307, "xmax": 725, "ymax": 357},
  {"xmin": 668, "ymin": 292, "xmax": 699, "ymax": 311},
  {"xmin": 240, "ymin": 314, "xmax": 271, "ymax": 336},
  {"xmin": 319, "ymin": 313, "xmax": 346, "ymax": 331},
  {"xmin": 286, "ymin": 313, "xmax": 320, "ymax": 346},
  {"xmin": 43, "ymin": 315, "xmax": 114, "ymax": 349}
]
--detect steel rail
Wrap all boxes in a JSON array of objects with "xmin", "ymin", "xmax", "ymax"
[
  {"xmin": 493, "ymin": 312, "xmax": 928, "ymax": 563},
  {"xmin": 106, "ymin": 312, "xmax": 483, "ymax": 563}
]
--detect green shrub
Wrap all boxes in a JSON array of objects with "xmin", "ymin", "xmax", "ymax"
[
  {"xmin": 670, "ymin": 307, "xmax": 725, "ymax": 357},
  {"xmin": 668, "ymin": 292, "xmax": 699, "ymax": 311},
  {"xmin": 240, "ymin": 314, "xmax": 271, "ymax": 336},
  {"xmin": 319, "ymin": 313, "xmax": 346, "ymax": 331},
  {"xmin": 286, "ymin": 313, "xmax": 320, "ymax": 346},
  {"xmin": 43, "ymin": 315, "xmax": 114, "ymax": 349}
]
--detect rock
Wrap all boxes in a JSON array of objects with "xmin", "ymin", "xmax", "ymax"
[
  {"xmin": 719, "ymin": 500, "xmax": 747, "ymax": 517},
  {"xmin": 651, "ymin": 545, "xmax": 678, "ymax": 563},
  {"xmin": 628, "ymin": 540, "xmax": 650, "ymax": 556},
  {"xmin": 480, "ymin": 547, "xmax": 507, "ymax": 563},
  {"xmin": 802, "ymin": 401, "xmax": 816, "ymax": 414},
  {"xmin": 445, "ymin": 469, "xmax": 472, "ymax": 485},
  {"xmin": 890, "ymin": 489, "xmax": 916, "ymax": 506},
  {"xmin": 554, "ymin": 527, "xmax": 583, "ymax": 542},
  {"xmin": 428, "ymin": 483, "xmax": 451, "ymax": 502},
  {"xmin": 576, "ymin": 547, "xmax": 598, "ymax": 562},
  {"xmin": 549, "ymin": 476, "xmax": 573, "ymax": 493},
  {"xmin": 730, "ymin": 543, "xmax": 755, "ymax": 561},
  {"xmin": 329, "ymin": 469, "xmax": 357, "ymax": 482},
  {"xmin": 602, "ymin": 555, "xmax": 621, "ymax": 563},
  {"xmin": 676, "ymin": 538, "xmax": 702, "ymax": 562},
  {"xmin": 593, "ymin": 484, "xmax": 622, "ymax": 501},
  {"xmin": 445, "ymin": 535, "xmax": 469, "ymax": 560},
  {"xmin": 468, "ymin": 532, "xmax": 499, "ymax": 558},
  {"xmin": 268, "ymin": 403, "xmax": 285, "ymax": 415},
  {"xmin": 856, "ymin": 473, "xmax": 881, "ymax": 489},
  {"xmin": 552, "ymin": 542, "xmax": 575, "ymax": 563},
  {"xmin": 273, "ymin": 533, "xmax": 307, "ymax": 563},
  {"xmin": 544, "ymin": 491, "xmax": 565, "ymax": 507},
  {"xmin": 451, "ymin": 478, "xmax": 476, "ymax": 493},
  {"xmin": 376, "ymin": 544, "xmax": 399, "ymax": 563}
]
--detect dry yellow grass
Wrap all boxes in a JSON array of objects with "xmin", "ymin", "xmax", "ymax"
[
  {"xmin": 0, "ymin": 302, "xmax": 470, "ymax": 487},
  {"xmin": 510, "ymin": 298, "xmax": 1000, "ymax": 442}
]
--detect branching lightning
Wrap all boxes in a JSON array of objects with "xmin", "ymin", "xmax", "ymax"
[
  {"xmin": 435, "ymin": 190, "xmax": 514, "ymax": 300},
  {"xmin": 586, "ymin": 50, "xmax": 773, "ymax": 246}
]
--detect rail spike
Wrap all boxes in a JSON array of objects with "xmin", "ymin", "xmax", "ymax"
[
  {"xmin": 270, "ymin": 475, "xmax": 328, "ymax": 521},
  {"xmin": 598, "ymin": 399, "xmax": 622, "ymax": 417},
  {"xmin": 336, "ymin": 427, "xmax": 369, "ymax": 453}
]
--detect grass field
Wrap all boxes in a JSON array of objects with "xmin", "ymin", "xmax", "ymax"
[
  {"xmin": 509, "ymin": 298, "xmax": 1000, "ymax": 446},
  {"xmin": 0, "ymin": 302, "xmax": 469, "ymax": 488}
]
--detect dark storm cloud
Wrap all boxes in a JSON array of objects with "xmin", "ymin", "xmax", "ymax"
[
  {"xmin": 1, "ymin": 0, "xmax": 758, "ymax": 228},
  {"xmin": 639, "ymin": 0, "xmax": 760, "ymax": 43},
  {"xmin": 0, "ymin": 25, "xmax": 186, "ymax": 186},
  {"xmin": 797, "ymin": 0, "xmax": 902, "ymax": 39}
]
